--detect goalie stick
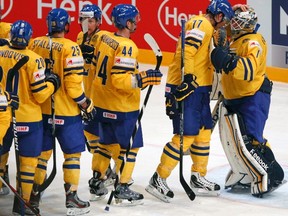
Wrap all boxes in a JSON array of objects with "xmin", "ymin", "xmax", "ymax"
[
  {"xmin": 105, "ymin": 33, "xmax": 162, "ymax": 211},
  {"xmin": 178, "ymin": 19, "xmax": 196, "ymax": 201},
  {"xmin": 6, "ymin": 56, "xmax": 40, "ymax": 215}
]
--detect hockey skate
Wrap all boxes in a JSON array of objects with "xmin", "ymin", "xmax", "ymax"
[
  {"xmin": 12, "ymin": 196, "xmax": 40, "ymax": 215},
  {"xmin": 145, "ymin": 172, "xmax": 174, "ymax": 203},
  {"xmin": 103, "ymin": 165, "xmax": 117, "ymax": 187},
  {"xmin": 114, "ymin": 183, "xmax": 144, "ymax": 206},
  {"xmin": 30, "ymin": 184, "xmax": 41, "ymax": 208},
  {"xmin": 65, "ymin": 183, "xmax": 90, "ymax": 216},
  {"xmin": 88, "ymin": 171, "xmax": 108, "ymax": 201},
  {"xmin": 190, "ymin": 172, "xmax": 220, "ymax": 196},
  {"xmin": 0, "ymin": 165, "xmax": 10, "ymax": 196}
]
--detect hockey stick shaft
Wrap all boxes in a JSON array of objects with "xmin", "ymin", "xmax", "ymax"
[
  {"xmin": 38, "ymin": 34, "xmax": 57, "ymax": 192},
  {"xmin": 6, "ymin": 56, "xmax": 40, "ymax": 214},
  {"xmin": 0, "ymin": 176, "xmax": 41, "ymax": 215},
  {"xmin": 105, "ymin": 34, "xmax": 162, "ymax": 211},
  {"xmin": 179, "ymin": 19, "xmax": 196, "ymax": 201}
]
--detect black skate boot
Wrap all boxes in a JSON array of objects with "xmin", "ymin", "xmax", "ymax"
[
  {"xmin": 114, "ymin": 183, "xmax": 144, "ymax": 206},
  {"xmin": 30, "ymin": 184, "xmax": 41, "ymax": 208},
  {"xmin": 65, "ymin": 183, "xmax": 90, "ymax": 216},
  {"xmin": 190, "ymin": 172, "xmax": 220, "ymax": 196},
  {"xmin": 145, "ymin": 172, "xmax": 174, "ymax": 203},
  {"xmin": 0, "ymin": 165, "xmax": 9, "ymax": 195},
  {"xmin": 103, "ymin": 165, "xmax": 117, "ymax": 187},
  {"xmin": 88, "ymin": 171, "xmax": 108, "ymax": 201},
  {"xmin": 12, "ymin": 195, "xmax": 40, "ymax": 215}
]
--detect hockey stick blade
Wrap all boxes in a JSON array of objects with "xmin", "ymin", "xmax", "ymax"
[
  {"xmin": 180, "ymin": 175, "xmax": 196, "ymax": 200},
  {"xmin": 6, "ymin": 56, "xmax": 29, "ymax": 92},
  {"xmin": 144, "ymin": 33, "xmax": 162, "ymax": 70}
]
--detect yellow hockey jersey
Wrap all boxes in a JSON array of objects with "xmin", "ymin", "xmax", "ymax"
[
  {"xmin": 76, "ymin": 30, "xmax": 110, "ymax": 97},
  {"xmin": 0, "ymin": 83, "xmax": 10, "ymax": 143},
  {"xmin": 167, "ymin": 14, "xmax": 214, "ymax": 88},
  {"xmin": 29, "ymin": 36, "xmax": 85, "ymax": 117},
  {"xmin": 90, "ymin": 33, "xmax": 140, "ymax": 113},
  {"xmin": 221, "ymin": 33, "xmax": 267, "ymax": 99},
  {"xmin": 0, "ymin": 45, "xmax": 54, "ymax": 123},
  {"xmin": 0, "ymin": 22, "xmax": 11, "ymax": 39}
]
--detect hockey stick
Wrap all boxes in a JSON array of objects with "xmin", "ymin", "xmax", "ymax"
[
  {"xmin": 38, "ymin": 24, "xmax": 57, "ymax": 193},
  {"xmin": 0, "ymin": 176, "xmax": 41, "ymax": 216},
  {"xmin": 179, "ymin": 19, "xmax": 196, "ymax": 201},
  {"xmin": 6, "ymin": 56, "xmax": 40, "ymax": 215},
  {"xmin": 105, "ymin": 33, "xmax": 162, "ymax": 211}
]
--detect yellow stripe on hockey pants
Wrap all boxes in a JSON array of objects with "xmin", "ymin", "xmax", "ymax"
[
  {"xmin": 190, "ymin": 128, "xmax": 211, "ymax": 176},
  {"xmin": 92, "ymin": 143, "xmax": 120, "ymax": 179},
  {"xmin": 116, "ymin": 148, "xmax": 139, "ymax": 184},
  {"xmin": 0, "ymin": 152, "xmax": 9, "ymax": 189},
  {"xmin": 63, "ymin": 153, "xmax": 81, "ymax": 188},
  {"xmin": 19, "ymin": 156, "xmax": 38, "ymax": 202},
  {"xmin": 34, "ymin": 149, "xmax": 52, "ymax": 185}
]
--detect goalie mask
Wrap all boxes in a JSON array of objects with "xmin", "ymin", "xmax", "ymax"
[{"xmin": 231, "ymin": 7, "xmax": 258, "ymax": 39}]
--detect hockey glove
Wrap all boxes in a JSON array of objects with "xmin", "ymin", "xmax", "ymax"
[
  {"xmin": 4, "ymin": 91, "xmax": 19, "ymax": 110},
  {"xmin": 213, "ymin": 27, "xmax": 229, "ymax": 49},
  {"xmin": 136, "ymin": 69, "xmax": 163, "ymax": 89},
  {"xmin": 45, "ymin": 72, "xmax": 61, "ymax": 94},
  {"xmin": 211, "ymin": 47, "xmax": 239, "ymax": 74},
  {"xmin": 0, "ymin": 39, "xmax": 9, "ymax": 46},
  {"xmin": 165, "ymin": 93, "xmax": 180, "ymax": 119},
  {"xmin": 174, "ymin": 74, "xmax": 198, "ymax": 101},
  {"xmin": 78, "ymin": 97, "xmax": 96, "ymax": 122},
  {"xmin": 80, "ymin": 44, "xmax": 94, "ymax": 64}
]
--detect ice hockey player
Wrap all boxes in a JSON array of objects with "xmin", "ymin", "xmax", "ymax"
[
  {"xmin": 28, "ymin": 8, "xmax": 95, "ymax": 215},
  {"xmin": 0, "ymin": 20, "xmax": 61, "ymax": 215},
  {"xmin": 89, "ymin": 4, "xmax": 162, "ymax": 205},
  {"xmin": 76, "ymin": 3, "xmax": 118, "ymax": 201},
  {"xmin": 211, "ymin": 6, "xmax": 284, "ymax": 197},
  {"xmin": 146, "ymin": 0, "xmax": 235, "ymax": 202}
]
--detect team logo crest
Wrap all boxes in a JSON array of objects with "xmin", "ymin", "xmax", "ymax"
[{"xmin": 0, "ymin": 0, "xmax": 13, "ymax": 19}]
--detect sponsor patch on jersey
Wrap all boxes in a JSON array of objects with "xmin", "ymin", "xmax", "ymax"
[
  {"xmin": 16, "ymin": 126, "xmax": 29, "ymax": 132},
  {"xmin": 165, "ymin": 86, "xmax": 171, "ymax": 93},
  {"xmin": 33, "ymin": 69, "xmax": 45, "ymax": 81},
  {"xmin": 186, "ymin": 28, "xmax": 205, "ymax": 41},
  {"xmin": 103, "ymin": 112, "xmax": 117, "ymax": 120},
  {"xmin": 0, "ymin": 95, "xmax": 8, "ymax": 106},
  {"xmin": 249, "ymin": 40, "xmax": 262, "ymax": 53},
  {"xmin": 114, "ymin": 57, "xmax": 136, "ymax": 68},
  {"xmin": 48, "ymin": 118, "xmax": 65, "ymax": 125},
  {"xmin": 66, "ymin": 56, "xmax": 84, "ymax": 67}
]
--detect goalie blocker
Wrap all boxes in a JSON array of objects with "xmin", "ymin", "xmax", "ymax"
[{"xmin": 219, "ymin": 103, "xmax": 284, "ymax": 197}]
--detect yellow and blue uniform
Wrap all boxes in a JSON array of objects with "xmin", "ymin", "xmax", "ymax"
[
  {"xmin": 29, "ymin": 35, "xmax": 86, "ymax": 186},
  {"xmin": 222, "ymin": 33, "xmax": 270, "ymax": 144},
  {"xmin": 159, "ymin": 14, "xmax": 214, "ymax": 178},
  {"xmin": 0, "ymin": 45, "xmax": 55, "ymax": 202},
  {"xmin": 0, "ymin": 22, "xmax": 11, "ymax": 39},
  {"xmin": 89, "ymin": 32, "xmax": 143, "ymax": 183}
]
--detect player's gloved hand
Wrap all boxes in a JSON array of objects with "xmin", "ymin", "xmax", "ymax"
[
  {"xmin": 165, "ymin": 93, "xmax": 180, "ymax": 119},
  {"xmin": 174, "ymin": 74, "xmax": 198, "ymax": 101},
  {"xmin": 45, "ymin": 72, "xmax": 61, "ymax": 94},
  {"xmin": 213, "ymin": 27, "xmax": 229, "ymax": 49},
  {"xmin": 0, "ymin": 39, "xmax": 9, "ymax": 46},
  {"xmin": 136, "ymin": 69, "xmax": 163, "ymax": 89},
  {"xmin": 78, "ymin": 97, "xmax": 96, "ymax": 122},
  {"xmin": 211, "ymin": 47, "xmax": 239, "ymax": 74},
  {"xmin": 80, "ymin": 44, "xmax": 94, "ymax": 64},
  {"xmin": 4, "ymin": 91, "xmax": 19, "ymax": 110}
]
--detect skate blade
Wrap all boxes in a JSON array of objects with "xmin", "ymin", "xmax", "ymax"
[
  {"xmin": 114, "ymin": 198, "xmax": 144, "ymax": 207},
  {"xmin": 191, "ymin": 187, "xmax": 220, "ymax": 197},
  {"xmin": 145, "ymin": 185, "xmax": 171, "ymax": 203},
  {"xmin": 66, "ymin": 207, "xmax": 90, "ymax": 216},
  {"xmin": 89, "ymin": 193, "xmax": 106, "ymax": 202}
]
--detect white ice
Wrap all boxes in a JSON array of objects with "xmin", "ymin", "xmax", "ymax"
[{"xmin": 1, "ymin": 64, "xmax": 287, "ymax": 216}]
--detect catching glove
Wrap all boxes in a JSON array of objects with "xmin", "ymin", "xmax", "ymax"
[
  {"xmin": 80, "ymin": 44, "xmax": 94, "ymax": 64},
  {"xmin": 45, "ymin": 72, "xmax": 61, "ymax": 94},
  {"xmin": 165, "ymin": 93, "xmax": 180, "ymax": 119},
  {"xmin": 211, "ymin": 47, "xmax": 239, "ymax": 74},
  {"xmin": 78, "ymin": 97, "xmax": 96, "ymax": 122},
  {"xmin": 174, "ymin": 74, "xmax": 198, "ymax": 101},
  {"xmin": 213, "ymin": 27, "xmax": 229, "ymax": 49},
  {"xmin": 136, "ymin": 69, "xmax": 163, "ymax": 89},
  {"xmin": 4, "ymin": 91, "xmax": 19, "ymax": 110}
]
